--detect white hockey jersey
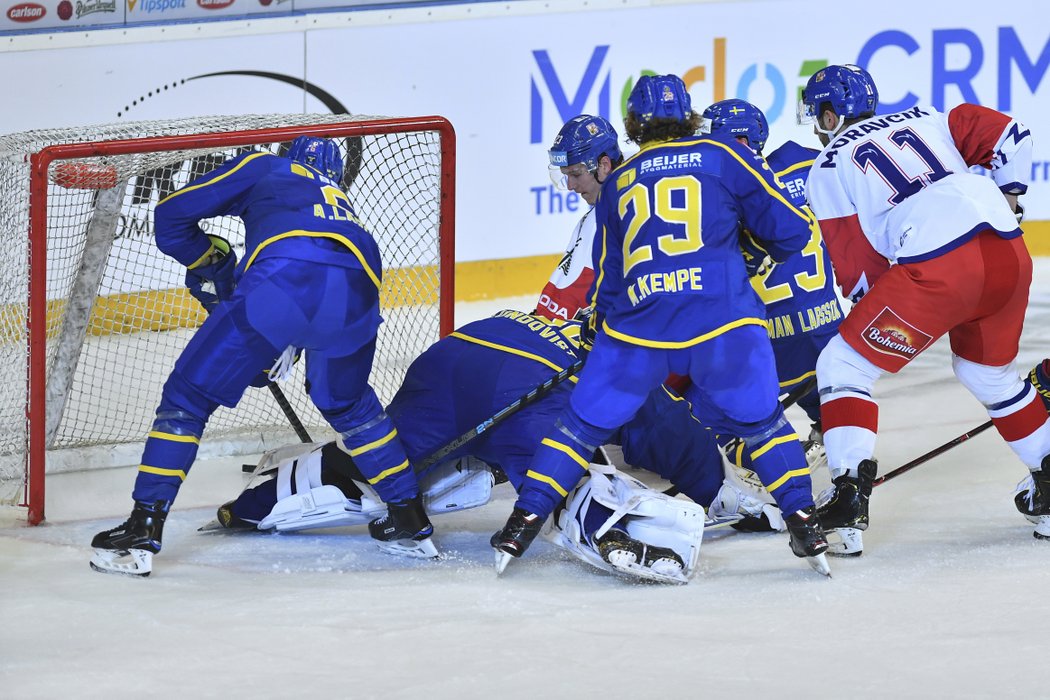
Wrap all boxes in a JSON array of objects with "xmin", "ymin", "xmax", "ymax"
[
  {"xmin": 535, "ymin": 207, "xmax": 596, "ymax": 320},
  {"xmin": 806, "ymin": 103, "xmax": 1030, "ymax": 300}
]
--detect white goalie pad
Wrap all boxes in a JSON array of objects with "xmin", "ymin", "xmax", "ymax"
[
  {"xmin": 253, "ymin": 448, "xmax": 494, "ymax": 532},
  {"xmin": 547, "ymin": 465, "xmax": 706, "ymax": 584},
  {"xmin": 419, "ymin": 456, "xmax": 494, "ymax": 514},
  {"xmin": 711, "ymin": 441, "xmax": 785, "ymax": 531},
  {"xmin": 258, "ymin": 444, "xmax": 385, "ymax": 532}
]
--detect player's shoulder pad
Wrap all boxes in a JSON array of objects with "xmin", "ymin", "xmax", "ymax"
[{"xmin": 766, "ymin": 140, "xmax": 820, "ymax": 171}]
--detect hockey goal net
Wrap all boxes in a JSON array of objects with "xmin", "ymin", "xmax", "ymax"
[{"xmin": 0, "ymin": 114, "xmax": 456, "ymax": 524}]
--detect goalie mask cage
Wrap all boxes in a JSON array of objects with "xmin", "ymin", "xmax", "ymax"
[{"xmin": 0, "ymin": 114, "xmax": 456, "ymax": 525}]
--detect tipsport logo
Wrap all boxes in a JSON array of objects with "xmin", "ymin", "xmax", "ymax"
[
  {"xmin": 528, "ymin": 40, "xmax": 823, "ymax": 146},
  {"xmin": 127, "ymin": 0, "xmax": 186, "ymax": 13}
]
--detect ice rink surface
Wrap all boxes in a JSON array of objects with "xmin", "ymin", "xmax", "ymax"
[{"xmin": 2, "ymin": 260, "xmax": 1049, "ymax": 699}]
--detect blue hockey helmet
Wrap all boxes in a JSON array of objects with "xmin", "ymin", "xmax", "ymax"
[
  {"xmin": 701, "ymin": 99, "xmax": 769, "ymax": 152},
  {"xmin": 626, "ymin": 74, "xmax": 693, "ymax": 126},
  {"xmin": 798, "ymin": 64, "xmax": 879, "ymax": 128},
  {"xmin": 287, "ymin": 136, "xmax": 344, "ymax": 181},
  {"xmin": 548, "ymin": 115, "xmax": 622, "ymax": 172}
]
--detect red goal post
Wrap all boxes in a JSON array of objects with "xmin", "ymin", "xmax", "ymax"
[{"xmin": 7, "ymin": 115, "xmax": 456, "ymax": 525}]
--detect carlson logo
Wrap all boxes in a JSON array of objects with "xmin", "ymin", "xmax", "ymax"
[
  {"xmin": 861, "ymin": 307, "xmax": 932, "ymax": 361},
  {"xmin": 197, "ymin": 0, "xmax": 232, "ymax": 7},
  {"xmin": 8, "ymin": 2, "xmax": 45, "ymax": 20}
]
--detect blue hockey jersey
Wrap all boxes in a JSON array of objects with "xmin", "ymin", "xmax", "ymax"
[
  {"xmin": 154, "ymin": 150, "xmax": 383, "ymax": 288},
  {"xmin": 754, "ymin": 140, "xmax": 843, "ymax": 387},
  {"xmin": 591, "ymin": 136, "xmax": 813, "ymax": 348},
  {"xmin": 386, "ymin": 310, "xmax": 724, "ymax": 504}
]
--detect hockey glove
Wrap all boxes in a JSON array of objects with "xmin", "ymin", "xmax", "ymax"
[
  {"xmin": 185, "ymin": 235, "xmax": 237, "ymax": 313},
  {"xmin": 1031, "ymin": 359, "xmax": 1050, "ymax": 413},
  {"xmin": 574, "ymin": 305, "xmax": 599, "ymax": 361},
  {"xmin": 740, "ymin": 230, "xmax": 774, "ymax": 277}
]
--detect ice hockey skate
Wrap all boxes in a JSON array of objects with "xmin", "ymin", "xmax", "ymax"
[
  {"xmin": 595, "ymin": 528, "xmax": 686, "ymax": 584},
  {"xmin": 368, "ymin": 495, "xmax": 438, "ymax": 559},
  {"xmin": 817, "ymin": 459, "xmax": 877, "ymax": 556},
  {"xmin": 1014, "ymin": 456, "xmax": 1050, "ymax": 540},
  {"xmin": 89, "ymin": 501, "xmax": 169, "ymax": 577},
  {"xmin": 784, "ymin": 506, "xmax": 831, "ymax": 576},
  {"xmin": 491, "ymin": 507, "xmax": 544, "ymax": 574}
]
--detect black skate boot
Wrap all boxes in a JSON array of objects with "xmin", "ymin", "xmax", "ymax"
[
  {"xmin": 368, "ymin": 495, "xmax": 438, "ymax": 559},
  {"xmin": 784, "ymin": 506, "xmax": 831, "ymax": 576},
  {"xmin": 817, "ymin": 459, "xmax": 877, "ymax": 556},
  {"xmin": 1014, "ymin": 456, "xmax": 1050, "ymax": 540},
  {"xmin": 89, "ymin": 500, "xmax": 169, "ymax": 577},
  {"xmin": 491, "ymin": 507, "xmax": 544, "ymax": 574},
  {"xmin": 596, "ymin": 528, "xmax": 686, "ymax": 583}
]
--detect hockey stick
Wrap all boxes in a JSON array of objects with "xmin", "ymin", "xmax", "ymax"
[
  {"xmin": 267, "ymin": 382, "xmax": 313, "ymax": 443},
  {"xmin": 416, "ymin": 360, "xmax": 585, "ymax": 471},
  {"xmin": 662, "ymin": 375, "xmax": 818, "ymax": 498},
  {"xmin": 241, "ymin": 383, "xmax": 314, "ymax": 473},
  {"xmin": 873, "ymin": 419, "xmax": 993, "ymax": 488}
]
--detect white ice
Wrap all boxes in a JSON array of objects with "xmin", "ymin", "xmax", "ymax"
[{"xmin": 2, "ymin": 262, "xmax": 1050, "ymax": 699}]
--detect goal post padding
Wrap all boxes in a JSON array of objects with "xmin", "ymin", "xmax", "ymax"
[{"xmin": 0, "ymin": 114, "xmax": 455, "ymax": 524}]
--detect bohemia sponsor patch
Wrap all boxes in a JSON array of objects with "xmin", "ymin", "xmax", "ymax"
[{"xmin": 860, "ymin": 307, "xmax": 932, "ymax": 360}]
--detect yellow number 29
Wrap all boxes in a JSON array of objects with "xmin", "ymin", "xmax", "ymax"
[{"xmin": 619, "ymin": 175, "xmax": 704, "ymax": 276}]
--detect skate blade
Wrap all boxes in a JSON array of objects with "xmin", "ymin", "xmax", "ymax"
[
  {"xmin": 826, "ymin": 527, "xmax": 864, "ymax": 557},
  {"xmin": 376, "ymin": 537, "xmax": 439, "ymax": 559},
  {"xmin": 609, "ymin": 560, "xmax": 688, "ymax": 585},
  {"xmin": 705, "ymin": 514, "xmax": 744, "ymax": 530},
  {"xmin": 197, "ymin": 519, "xmax": 260, "ymax": 534},
  {"xmin": 89, "ymin": 548, "xmax": 152, "ymax": 577},
  {"xmin": 1032, "ymin": 515, "xmax": 1050, "ymax": 540},
  {"xmin": 805, "ymin": 552, "xmax": 832, "ymax": 577},
  {"xmin": 494, "ymin": 549, "xmax": 514, "ymax": 575}
]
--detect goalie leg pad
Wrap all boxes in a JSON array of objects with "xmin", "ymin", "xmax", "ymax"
[
  {"xmin": 711, "ymin": 447, "xmax": 785, "ymax": 531},
  {"xmin": 246, "ymin": 448, "xmax": 496, "ymax": 533},
  {"xmin": 419, "ymin": 456, "xmax": 494, "ymax": 515},
  {"xmin": 257, "ymin": 444, "xmax": 385, "ymax": 531},
  {"xmin": 548, "ymin": 466, "xmax": 706, "ymax": 583},
  {"xmin": 258, "ymin": 484, "xmax": 380, "ymax": 532},
  {"xmin": 709, "ymin": 479, "xmax": 785, "ymax": 532}
]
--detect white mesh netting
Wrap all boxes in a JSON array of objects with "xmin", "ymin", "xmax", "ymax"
[{"xmin": 0, "ymin": 114, "xmax": 452, "ymax": 514}]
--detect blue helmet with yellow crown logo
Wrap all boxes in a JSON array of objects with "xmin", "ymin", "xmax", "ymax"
[{"xmin": 287, "ymin": 136, "xmax": 344, "ymax": 182}]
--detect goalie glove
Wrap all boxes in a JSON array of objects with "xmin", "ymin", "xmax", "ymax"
[{"xmin": 185, "ymin": 235, "xmax": 237, "ymax": 312}]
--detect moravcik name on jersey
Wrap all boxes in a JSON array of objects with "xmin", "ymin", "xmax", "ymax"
[{"xmin": 819, "ymin": 106, "xmax": 930, "ymax": 168}]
